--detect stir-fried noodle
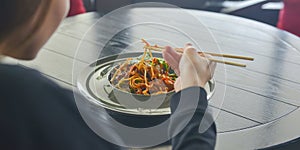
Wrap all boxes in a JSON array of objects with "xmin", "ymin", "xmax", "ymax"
[{"xmin": 109, "ymin": 39, "xmax": 177, "ymax": 95}]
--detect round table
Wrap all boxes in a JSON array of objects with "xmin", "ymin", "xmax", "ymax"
[{"xmin": 21, "ymin": 6, "xmax": 300, "ymax": 149}]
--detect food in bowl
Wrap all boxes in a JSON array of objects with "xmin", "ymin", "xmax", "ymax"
[{"xmin": 109, "ymin": 41, "xmax": 177, "ymax": 96}]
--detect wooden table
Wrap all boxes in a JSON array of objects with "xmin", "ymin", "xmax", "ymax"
[{"xmin": 19, "ymin": 8, "xmax": 300, "ymax": 150}]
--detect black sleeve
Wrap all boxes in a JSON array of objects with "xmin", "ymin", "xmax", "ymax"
[
  {"xmin": 0, "ymin": 65, "xmax": 122, "ymax": 150},
  {"xmin": 169, "ymin": 87, "xmax": 217, "ymax": 150}
]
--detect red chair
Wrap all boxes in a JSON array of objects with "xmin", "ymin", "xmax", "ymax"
[
  {"xmin": 68, "ymin": 0, "xmax": 86, "ymax": 17},
  {"xmin": 277, "ymin": 0, "xmax": 300, "ymax": 37}
]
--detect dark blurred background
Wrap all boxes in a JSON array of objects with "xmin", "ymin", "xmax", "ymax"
[
  {"xmin": 77, "ymin": 0, "xmax": 299, "ymax": 37},
  {"xmin": 82, "ymin": 0, "xmax": 283, "ymax": 26}
]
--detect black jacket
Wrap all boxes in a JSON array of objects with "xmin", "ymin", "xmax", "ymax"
[{"xmin": 0, "ymin": 64, "xmax": 216, "ymax": 150}]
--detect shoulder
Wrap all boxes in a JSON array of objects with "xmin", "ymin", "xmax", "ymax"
[
  {"xmin": 0, "ymin": 64, "xmax": 45, "ymax": 82},
  {"xmin": 1, "ymin": 64, "xmax": 62, "ymax": 86},
  {"xmin": 0, "ymin": 64, "xmax": 72, "ymax": 101}
]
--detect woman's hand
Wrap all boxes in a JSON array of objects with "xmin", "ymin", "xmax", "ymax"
[{"xmin": 163, "ymin": 44, "xmax": 216, "ymax": 92}]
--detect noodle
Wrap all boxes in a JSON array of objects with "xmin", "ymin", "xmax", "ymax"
[{"xmin": 110, "ymin": 39, "xmax": 177, "ymax": 95}]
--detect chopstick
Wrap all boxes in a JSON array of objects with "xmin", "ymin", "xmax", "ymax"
[
  {"xmin": 146, "ymin": 45, "xmax": 254, "ymax": 61},
  {"xmin": 206, "ymin": 58, "xmax": 246, "ymax": 67},
  {"xmin": 144, "ymin": 45, "xmax": 253, "ymax": 67}
]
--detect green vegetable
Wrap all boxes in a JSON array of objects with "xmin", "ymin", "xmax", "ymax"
[
  {"xmin": 169, "ymin": 73, "xmax": 177, "ymax": 77},
  {"xmin": 130, "ymin": 87, "xmax": 135, "ymax": 93},
  {"xmin": 134, "ymin": 80, "xmax": 141, "ymax": 83}
]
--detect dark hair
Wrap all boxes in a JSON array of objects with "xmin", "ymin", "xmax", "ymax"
[{"xmin": 0, "ymin": 0, "xmax": 51, "ymax": 43}]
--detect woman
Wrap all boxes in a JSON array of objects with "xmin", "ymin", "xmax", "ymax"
[{"xmin": 0, "ymin": 0, "xmax": 216, "ymax": 149}]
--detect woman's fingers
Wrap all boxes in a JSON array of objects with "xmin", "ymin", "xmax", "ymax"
[
  {"xmin": 164, "ymin": 46, "xmax": 182, "ymax": 61},
  {"xmin": 209, "ymin": 60, "xmax": 217, "ymax": 79},
  {"xmin": 182, "ymin": 46, "xmax": 199, "ymax": 66},
  {"xmin": 185, "ymin": 43, "xmax": 192, "ymax": 47},
  {"xmin": 163, "ymin": 44, "xmax": 217, "ymax": 91},
  {"xmin": 184, "ymin": 45, "xmax": 197, "ymax": 54},
  {"xmin": 203, "ymin": 54, "xmax": 216, "ymax": 79},
  {"xmin": 162, "ymin": 43, "xmax": 217, "ymax": 91},
  {"xmin": 163, "ymin": 52, "xmax": 180, "ymax": 75},
  {"xmin": 174, "ymin": 76, "xmax": 181, "ymax": 92},
  {"xmin": 180, "ymin": 45, "xmax": 217, "ymax": 88},
  {"xmin": 163, "ymin": 46, "xmax": 181, "ymax": 75}
]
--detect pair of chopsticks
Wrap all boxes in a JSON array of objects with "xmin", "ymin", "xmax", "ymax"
[{"xmin": 144, "ymin": 45, "xmax": 254, "ymax": 67}]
